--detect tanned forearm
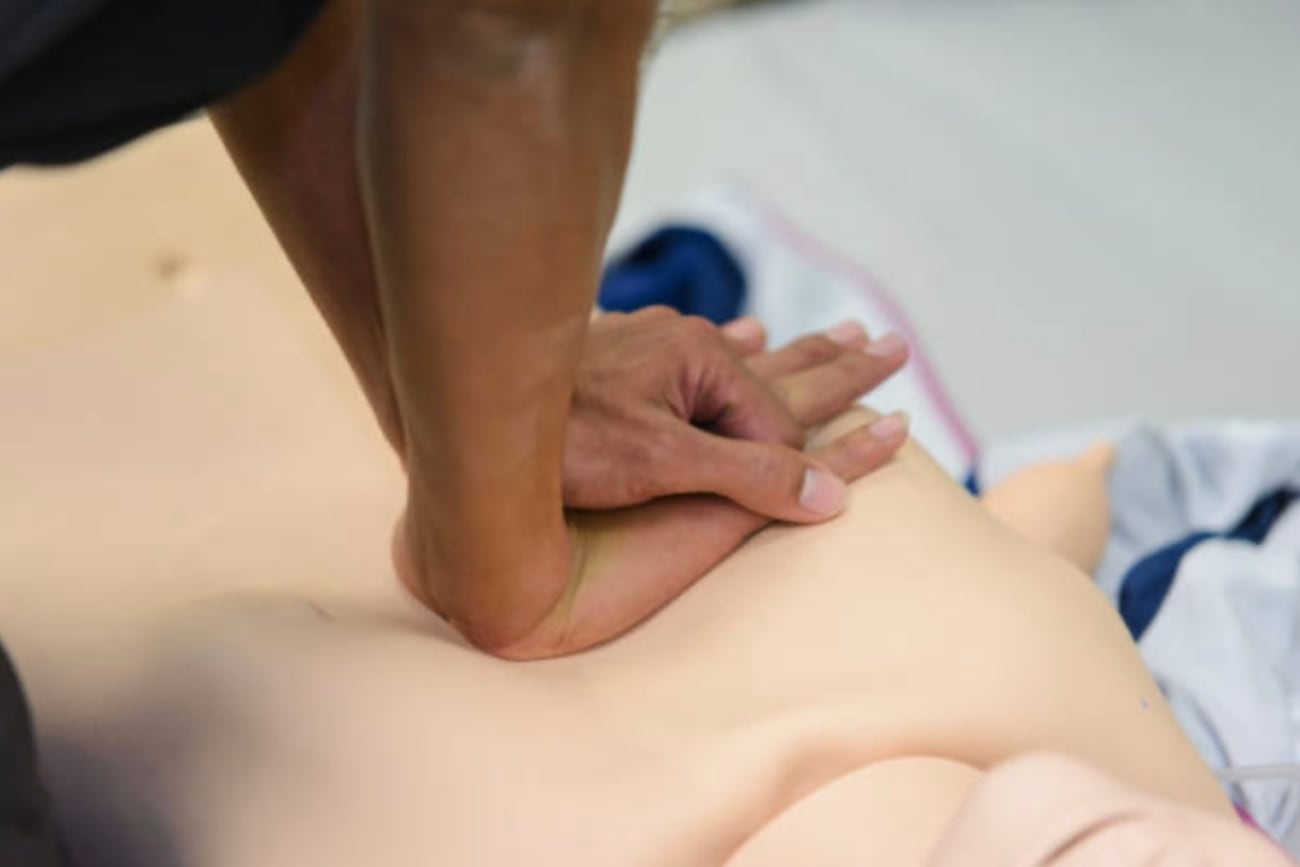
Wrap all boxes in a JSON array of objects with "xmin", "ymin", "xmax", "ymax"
[
  {"xmin": 210, "ymin": 0, "xmax": 407, "ymax": 450},
  {"xmin": 360, "ymin": 0, "xmax": 656, "ymax": 650}
]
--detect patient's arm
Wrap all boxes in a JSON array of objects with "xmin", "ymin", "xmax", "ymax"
[{"xmin": 980, "ymin": 443, "xmax": 1117, "ymax": 575}]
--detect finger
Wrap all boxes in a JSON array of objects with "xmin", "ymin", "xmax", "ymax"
[
  {"xmin": 681, "ymin": 325, "xmax": 806, "ymax": 447},
  {"xmin": 664, "ymin": 413, "xmax": 908, "ymax": 523},
  {"xmin": 662, "ymin": 431, "xmax": 843, "ymax": 522},
  {"xmin": 771, "ymin": 333, "xmax": 910, "ymax": 427},
  {"xmin": 809, "ymin": 411, "xmax": 910, "ymax": 484},
  {"xmin": 746, "ymin": 321, "xmax": 869, "ymax": 380},
  {"xmin": 705, "ymin": 363, "xmax": 807, "ymax": 448},
  {"xmin": 719, "ymin": 316, "xmax": 768, "ymax": 356},
  {"xmin": 547, "ymin": 413, "xmax": 912, "ymax": 655}
]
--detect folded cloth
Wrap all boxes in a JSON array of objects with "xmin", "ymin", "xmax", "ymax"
[
  {"xmin": 1119, "ymin": 487, "xmax": 1296, "ymax": 642},
  {"xmin": 603, "ymin": 188, "xmax": 978, "ymax": 477},
  {"xmin": 599, "ymin": 225, "xmax": 747, "ymax": 325}
]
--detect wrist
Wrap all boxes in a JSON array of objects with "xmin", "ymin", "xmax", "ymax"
[{"xmin": 396, "ymin": 484, "xmax": 576, "ymax": 655}]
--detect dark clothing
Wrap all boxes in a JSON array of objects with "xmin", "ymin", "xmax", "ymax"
[
  {"xmin": 0, "ymin": 642, "xmax": 66, "ymax": 867},
  {"xmin": 0, "ymin": 0, "xmax": 326, "ymax": 167}
]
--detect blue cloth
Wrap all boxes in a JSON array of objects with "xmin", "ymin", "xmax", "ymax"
[
  {"xmin": 1119, "ymin": 487, "xmax": 1297, "ymax": 640},
  {"xmin": 599, "ymin": 225, "xmax": 747, "ymax": 325}
]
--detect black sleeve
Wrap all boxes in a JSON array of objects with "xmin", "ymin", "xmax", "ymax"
[{"xmin": 0, "ymin": 0, "xmax": 327, "ymax": 168}]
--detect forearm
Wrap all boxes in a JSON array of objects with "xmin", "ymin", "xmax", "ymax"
[
  {"xmin": 210, "ymin": 0, "xmax": 405, "ymax": 449},
  {"xmin": 360, "ymin": 0, "xmax": 656, "ymax": 648}
]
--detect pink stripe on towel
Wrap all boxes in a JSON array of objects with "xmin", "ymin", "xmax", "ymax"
[{"xmin": 743, "ymin": 192, "xmax": 979, "ymax": 464}]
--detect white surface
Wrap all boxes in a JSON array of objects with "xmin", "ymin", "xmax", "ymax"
[{"xmin": 616, "ymin": 0, "xmax": 1300, "ymax": 441}]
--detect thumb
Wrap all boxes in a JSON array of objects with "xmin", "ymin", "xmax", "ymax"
[
  {"xmin": 677, "ymin": 432, "xmax": 850, "ymax": 524},
  {"xmin": 672, "ymin": 412, "xmax": 909, "ymax": 523}
]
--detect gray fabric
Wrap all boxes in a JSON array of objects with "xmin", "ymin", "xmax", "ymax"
[
  {"xmin": 1145, "ymin": 523, "xmax": 1300, "ymax": 838},
  {"xmin": 980, "ymin": 420, "xmax": 1300, "ymax": 841},
  {"xmin": 1097, "ymin": 423, "xmax": 1300, "ymax": 599}
]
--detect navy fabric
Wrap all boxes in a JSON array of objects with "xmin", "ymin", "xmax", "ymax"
[
  {"xmin": 1119, "ymin": 488, "xmax": 1297, "ymax": 640},
  {"xmin": 599, "ymin": 226, "xmax": 747, "ymax": 325},
  {"xmin": 963, "ymin": 467, "xmax": 982, "ymax": 497}
]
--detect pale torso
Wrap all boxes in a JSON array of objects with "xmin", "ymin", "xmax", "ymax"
[{"xmin": 0, "ymin": 278, "xmax": 1228, "ymax": 867}]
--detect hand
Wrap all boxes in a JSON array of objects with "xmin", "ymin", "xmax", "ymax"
[
  {"xmin": 213, "ymin": 0, "xmax": 903, "ymax": 654},
  {"xmin": 563, "ymin": 307, "xmax": 910, "ymax": 521},
  {"xmin": 503, "ymin": 406, "xmax": 909, "ymax": 659},
  {"xmin": 394, "ymin": 320, "xmax": 910, "ymax": 656}
]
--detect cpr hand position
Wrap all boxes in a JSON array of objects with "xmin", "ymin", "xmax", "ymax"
[
  {"xmin": 563, "ymin": 307, "xmax": 910, "ymax": 521},
  {"xmin": 484, "ymin": 311, "xmax": 913, "ymax": 658},
  {"xmin": 505, "ymin": 405, "xmax": 912, "ymax": 659},
  {"xmin": 395, "ymin": 309, "xmax": 911, "ymax": 658}
]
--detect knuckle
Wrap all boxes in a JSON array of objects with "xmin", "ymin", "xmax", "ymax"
[
  {"xmin": 730, "ymin": 383, "xmax": 803, "ymax": 445},
  {"xmin": 637, "ymin": 304, "xmax": 677, "ymax": 322},
  {"xmin": 678, "ymin": 315, "xmax": 719, "ymax": 344},
  {"xmin": 840, "ymin": 426, "xmax": 890, "ymax": 466},
  {"xmin": 760, "ymin": 446, "xmax": 807, "ymax": 495},
  {"xmin": 668, "ymin": 316, "xmax": 724, "ymax": 357},
  {"xmin": 829, "ymin": 351, "xmax": 877, "ymax": 386},
  {"xmin": 792, "ymin": 335, "xmax": 843, "ymax": 365}
]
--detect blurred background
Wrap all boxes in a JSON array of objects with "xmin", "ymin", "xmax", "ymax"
[
  {"xmin": 4, "ymin": 0, "xmax": 1299, "ymax": 439},
  {"xmin": 618, "ymin": 0, "xmax": 1300, "ymax": 437}
]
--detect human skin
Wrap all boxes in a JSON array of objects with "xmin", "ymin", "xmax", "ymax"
[
  {"xmin": 210, "ymin": 0, "xmax": 908, "ymax": 655},
  {"xmin": 0, "ymin": 223, "xmax": 1246, "ymax": 863},
  {"xmin": 4, "ymin": 376, "xmax": 1240, "ymax": 867},
  {"xmin": 727, "ymin": 753, "xmax": 1291, "ymax": 867},
  {"xmin": 725, "ymin": 442, "xmax": 1290, "ymax": 867},
  {"xmin": 929, "ymin": 753, "xmax": 1289, "ymax": 866},
  {"xmin": 980, "ymin": 443, "xmax": 1119, "ymax": 576}
]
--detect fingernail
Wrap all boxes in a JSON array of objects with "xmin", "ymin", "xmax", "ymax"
[
  {"xmin": 868, "ymin": 412, "xmax": 909, "ymax": 441},
  {"xmin": 825, "ymin": 320, "xmax": 867, "ymax": 347},
  {"xmin": 722, "ymin": 317, "xmax": 764, "ymax": 342},
  {"xmin": 800, "ymin": 467, "xmax": 848, "ymax": 517},
  {"xmin": 865, "ymin": 332, "xmax": 906, "ymax": 357}
]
